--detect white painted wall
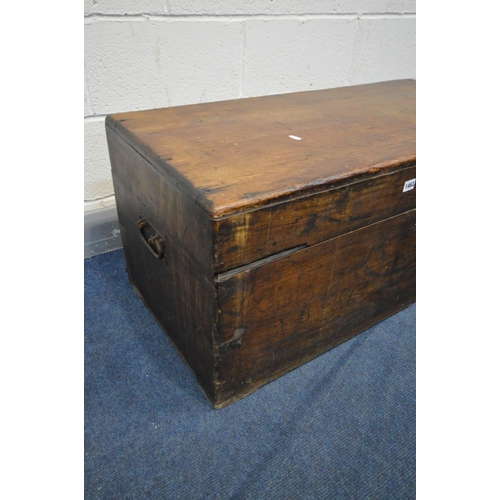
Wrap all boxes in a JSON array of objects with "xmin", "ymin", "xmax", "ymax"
[{"xmin": 84, "ymin": 0, "xmax": 416, "ymax": 213}]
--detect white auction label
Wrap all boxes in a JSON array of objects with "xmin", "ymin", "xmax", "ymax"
[{"xmin": 403, "ymin": 178, "xmax": 416, "ymax": 192}]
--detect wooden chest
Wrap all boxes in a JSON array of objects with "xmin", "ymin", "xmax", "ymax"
[{"xmin": 105, "ymin": 79, "xmax": 416, "ymax": 408}]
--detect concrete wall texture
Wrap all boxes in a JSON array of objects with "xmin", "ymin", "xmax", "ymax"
[{"xmin": 84, "ymin": 0, "xmax": 416, "ymax": 213}]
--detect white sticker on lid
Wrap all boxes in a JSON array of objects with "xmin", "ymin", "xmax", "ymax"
[{"xmin": 403, "ymin": 178, "xmax": 416, "ymax": 192}]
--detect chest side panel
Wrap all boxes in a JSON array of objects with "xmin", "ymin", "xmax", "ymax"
[
  {"xmin": 214, "ymin": 210, "xmax": 416, "ymax": 407},
  {"xmin": 107, "ymin": 130, "xmax": 217, "ymax": 399},
  {"xmin": 214, "ymin": 165, "xmax": 416, "ymax": 273}
]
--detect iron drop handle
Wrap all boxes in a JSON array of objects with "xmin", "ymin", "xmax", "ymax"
[{"xmin": 137, "ymin": 216, "xmax": 166, "ymax": 262}]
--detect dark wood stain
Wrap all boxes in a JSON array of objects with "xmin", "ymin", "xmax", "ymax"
[
  {"xmin": 214, "ymin": 166, "xmax": 416, "ymax": 272},
  {"xmin": 111, "ymin": 175, "xmax": 216, "ymax": 400},
  {"xmin": 105, "ymin": 80, "xmax": 417, "ymax": 408},
  {"xmin": 215, "ymin": 210, "xmax": 416, "ymax": 406}
]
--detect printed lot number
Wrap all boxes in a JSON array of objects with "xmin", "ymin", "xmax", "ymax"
[{"xmin": 403, "ymin": 178, "xmax": 416, "ymax": 192}]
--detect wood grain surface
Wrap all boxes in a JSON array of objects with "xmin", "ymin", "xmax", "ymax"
[
  {"xmin": 112, "ymin": 174, "xmax": 217, "ymax": 400},
  {"xmin": 106, "ymin": 79, "xmax": 415, "ymax": 218},
  {"xmin": 214, "ymin": 210, "xmax": 416, "ymax": 407},
  {"xmin": 106, "ymin": 80, "xmax": 417, "ymax": 408},
  {"xmin": 214, "ymin": 165, "xmax": 416, "ymax": 272}
]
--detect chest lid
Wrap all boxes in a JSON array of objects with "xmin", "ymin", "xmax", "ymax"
[
  {"xmin": 106, "ymin": 80, "xmax": 416, "ymax": 220},
  {"xmin": 107, "ymin": 80, "xmax": 416, "ymax": 273}
]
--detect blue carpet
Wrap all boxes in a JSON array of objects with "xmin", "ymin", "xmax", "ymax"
[{"xmin": 85, "ymin": 249, "xmax": 415, "ymax": 499}]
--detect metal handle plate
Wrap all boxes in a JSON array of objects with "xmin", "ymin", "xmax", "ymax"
[{"xmin": 137, "ymin": 216, "xmax": 166, "ymax": 262}]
